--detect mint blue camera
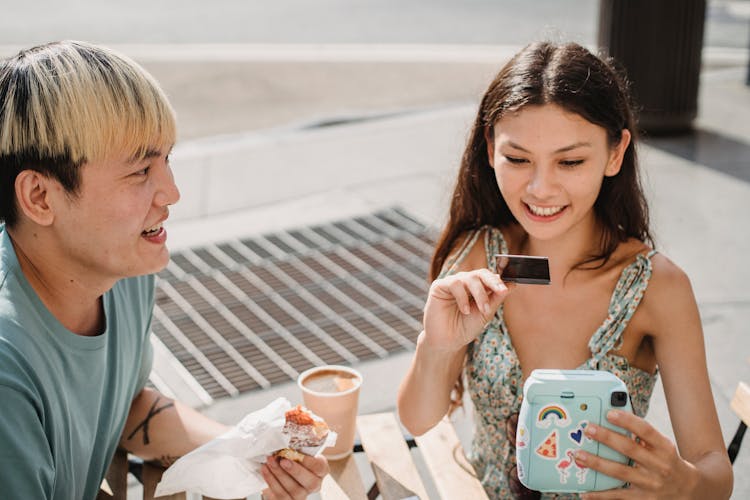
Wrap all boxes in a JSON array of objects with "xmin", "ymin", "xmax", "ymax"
[{"xmin": 516, "ymin": 369, "xmax": 632, "ymax": 492}]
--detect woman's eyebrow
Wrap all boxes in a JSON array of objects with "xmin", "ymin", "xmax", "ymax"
[
  {"xmin": 553, "ymin": 142, "xmax": 592, "ymax": 153},
  {"xmin": 505, "ymin": 141, "xmax": 531, "ymax": 152},
  {"xmin": 502, "ymin": 141, "xmax": 592, "ymax": 153}
]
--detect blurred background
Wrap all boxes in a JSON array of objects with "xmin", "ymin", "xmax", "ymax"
[
  {"xmin": 2, "ymin": 1, "xmax": 748, "ymax": 498},
  {"xmin": 1, "ymin": 0, "xmax": 747, "ymax": 141}
]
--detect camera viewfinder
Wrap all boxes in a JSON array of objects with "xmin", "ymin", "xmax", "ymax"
[{"xmin": 610, "ymin": 391, "xmax": 628, "ymax": 407}]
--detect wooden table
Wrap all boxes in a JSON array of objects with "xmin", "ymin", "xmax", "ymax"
[
  {"xmin": 320, "ymin": 413, "xmax": 488, "ymax": 500},
  {"xmin": 100, "ymin": 412, "xmax": 487, "ymax": 500}
]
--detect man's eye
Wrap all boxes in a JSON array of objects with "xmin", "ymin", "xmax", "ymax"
[{"xmin": 504, "ymin": 156, "xmax": 528, "ymax": 164}]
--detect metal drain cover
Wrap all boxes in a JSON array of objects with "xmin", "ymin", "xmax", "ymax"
[{"xmin": 150, "ymin": 207, "xmax": 435, "ymax": 405}]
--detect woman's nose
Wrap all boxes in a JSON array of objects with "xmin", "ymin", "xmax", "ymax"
[{"xmin": 526, "ymin": 165, "xmax": 558, "ymax": 198}]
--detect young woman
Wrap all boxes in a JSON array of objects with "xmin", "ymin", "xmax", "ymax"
[{"xmin": 397, "ymin": 42, "xmax": 732, "ymax": 499}]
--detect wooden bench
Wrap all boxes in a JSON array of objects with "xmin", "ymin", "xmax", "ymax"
[
  {"xmin": 99, "ymin": 412, "xmax": 486, "ymax": 500},
  {"xmin": 96, "ymin": 451, "xmax": 233, "ymax": 500}
]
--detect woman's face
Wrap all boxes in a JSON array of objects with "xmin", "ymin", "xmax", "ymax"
[{"xmin": 486, "ymin": 104, "xmax": 629, "ymax": 242}]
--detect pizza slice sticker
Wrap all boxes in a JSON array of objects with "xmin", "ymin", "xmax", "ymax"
[{"xmin": 535, "ymin": 429, "xmax": 558, "ymax": 460}]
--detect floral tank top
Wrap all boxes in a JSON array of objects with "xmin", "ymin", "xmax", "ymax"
[{"xmin": 440, "ymin": 227, "xmax": 659, "ymax": 500}]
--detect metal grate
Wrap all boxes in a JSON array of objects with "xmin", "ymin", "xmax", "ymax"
[{"xmin": 152, "ymin": 207, "xmax": 436, "ymax": 402}]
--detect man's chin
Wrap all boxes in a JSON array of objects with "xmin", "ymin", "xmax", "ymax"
[{"xmin": 134, "ymin": 252, "xmax": 171, "ymax": 277}]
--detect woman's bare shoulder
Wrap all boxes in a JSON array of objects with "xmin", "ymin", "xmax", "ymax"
[
  {"xmin": 648, "ymin": 252, "xmax": 692, "ymax": 294},
  {"xmin": 639, "ymin": 250, "xmax": 697, "ymax": 331},
  {"xmin": 449, "ymin": 225, "xmax": 521, "ymax": 273}
]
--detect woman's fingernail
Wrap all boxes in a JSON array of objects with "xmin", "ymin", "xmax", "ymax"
[
  {"xmin": 281, "ymin": 459, "xmax": 292, "ymax": 470},
  {"xmin": 574, "ymin": 450, "xmax": 588, "ymax": 464},
  {"xmin": 585, "ymin": 424, "xmax": 597, "ymax": 437},
  {"xmin": 483, "ymin": 303, "xmax": 491, "ymax": 315},
  {"xmin": 608, "ymin": 409, "xmax": 621, "ymax": 421}
]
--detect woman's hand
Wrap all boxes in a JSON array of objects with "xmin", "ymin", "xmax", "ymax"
[
  {"xmin": 261, "ymin": 454, "xmax": 329, "ymax": 500},
  {"xmin": 422, "ymin": 269, "xmax": 510, "ymax": 353},
  {"xmin": 575, "ymin": 410, "xmax": 699, "ymax": 499}
]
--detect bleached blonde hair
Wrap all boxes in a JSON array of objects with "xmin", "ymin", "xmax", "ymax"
[{"xmin": 0, "ymin": 40, "xmax": 176, "ymax": 226}]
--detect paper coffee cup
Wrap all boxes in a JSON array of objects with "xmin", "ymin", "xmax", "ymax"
[{"xmin": 297, "ymin": 365, "xmax": 362, "ymax": 460}]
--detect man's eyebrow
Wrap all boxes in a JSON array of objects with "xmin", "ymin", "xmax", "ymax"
[{"xmin": 128, "ymin": 146, "xmax": 173, "ymax": 163}]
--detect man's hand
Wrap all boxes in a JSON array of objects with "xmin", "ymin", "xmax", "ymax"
[{"xmin": 261, "ymin": 454, "xmax": 329, "ymax": 500}]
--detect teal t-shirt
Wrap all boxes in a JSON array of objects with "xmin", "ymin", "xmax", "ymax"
[{"xmin": 0, "ymin": 226, "xmax": 154, "ymax": 499}]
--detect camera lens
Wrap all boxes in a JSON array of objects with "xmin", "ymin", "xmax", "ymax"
[{"xmin": 610, "ymin": 391, "xmax": 628, "ymax": 407}]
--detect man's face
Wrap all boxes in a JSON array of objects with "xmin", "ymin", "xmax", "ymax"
[{"xmin": 49, "ymin": 145, "xmax": 180, "ymax": 284}]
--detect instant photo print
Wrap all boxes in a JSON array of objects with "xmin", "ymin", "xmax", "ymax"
[{"xmin": 495, "ymin": 254, "xmax": 551, "ymax": 285}]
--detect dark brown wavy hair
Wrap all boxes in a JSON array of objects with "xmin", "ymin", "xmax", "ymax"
[{"xmin": 433, "ymin": 42, "xmax": 654, "ymax": 410}]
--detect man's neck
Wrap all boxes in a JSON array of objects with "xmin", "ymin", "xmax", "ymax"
[{"xmin": 7, "ymin": 226, "xmax": 110, "ymax": 336}]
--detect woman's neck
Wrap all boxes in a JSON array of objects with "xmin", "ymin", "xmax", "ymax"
[{"xmin": 520, "ymin": 214, "xmax": 605, "ymax": 282}]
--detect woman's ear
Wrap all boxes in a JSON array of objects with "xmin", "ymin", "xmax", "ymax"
[
  {"xmin": 484, "ymin": 126, "xmax": 495, "ymax": 167},
  {"xmin": 14, "ymin": 170, "xmax": 55, "ymax": 226},
  {"xmin": 605, "ymin": 129, "xmax": 632, "ymax": 177}
]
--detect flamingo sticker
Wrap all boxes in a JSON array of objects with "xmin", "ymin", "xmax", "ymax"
[
  {"xmin": 556, "ymin": 449, "xmax": 590, "ymax": 485},
  {"xmin": 555, "ymin": 449, "xmax": 576, "ymax": 483},
  {"xmin": 575, "ymin": 460, "xmax": 589, "ymax": 485}
]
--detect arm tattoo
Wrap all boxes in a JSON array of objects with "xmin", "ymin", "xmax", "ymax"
[{"xmin": 126, "ymin": 396, "xmax": 175, "ymax": 445}]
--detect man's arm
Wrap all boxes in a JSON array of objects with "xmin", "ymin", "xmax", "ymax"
[
  {"xmin": 0, "ymin": 385, "xmax": 54, "ymax": 498},
  {"xmin": 121, "ymin": 387, "xmax": 330, "ymax": 498},
  {"xmin": 119, "ymin": 387, "xmax": 228, "ymax": 467}
]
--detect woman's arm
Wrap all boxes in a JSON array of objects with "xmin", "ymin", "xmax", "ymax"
[
  {"xmin": 398, "ymin": 232, "xmax": 510, "ymax": 435},
  {"xmin": 397, "ymin": 334, "xmax": 468, "ymax": 436},
  {"xmin": 648, "ymin": 258, "xmax": 732, "ymax": 497},
  {"xmin": 578, "ymin": 255, "xmax": 733, "ymax": 499}
]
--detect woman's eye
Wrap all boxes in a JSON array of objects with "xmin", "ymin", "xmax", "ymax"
[
  {"xmin": 504, "ymin": 156, "xmax": 528, "ymax": 164},
  {"xmin": 559, "ymin": 159, "xmax": 584, "ymax": 167},
  {"xmin": 134, "ymin": 167, "xmax": 150, "ymax": 176}
]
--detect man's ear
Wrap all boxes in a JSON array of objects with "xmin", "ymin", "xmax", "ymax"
[
  {"xmin": 14, "ymin": 170, "xmax": 56, "ymax": 226},
  {"xmin": 484, "ymin": 126, "xmax": 495, "ymax": 168},
  {"xmin": 605, "ymin": 129, "xmax": 632, "ymax": 177}
]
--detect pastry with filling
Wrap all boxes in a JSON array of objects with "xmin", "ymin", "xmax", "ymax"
[{"xmin": 274, "ymin": 405, "xmax": 329, "ymax": 462}]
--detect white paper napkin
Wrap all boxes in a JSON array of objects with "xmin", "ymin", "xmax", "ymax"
[{"xmin": 154, "ymin": 397, "xmax": 337, "ymax": 499}]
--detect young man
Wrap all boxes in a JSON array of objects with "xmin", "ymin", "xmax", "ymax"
[{"xmin": 0, "ymin": 41, "xmax": 328, "ymax": 499}]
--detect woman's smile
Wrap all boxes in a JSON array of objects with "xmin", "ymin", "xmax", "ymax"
[{"xmin": 524, "ymin": 202, "xmax": 567, "ymax": 220}]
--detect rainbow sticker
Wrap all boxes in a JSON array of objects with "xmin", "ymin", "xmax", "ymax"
[{"xmin": 536, "ymin": 404, "xmax": 570, "ymax": 428}]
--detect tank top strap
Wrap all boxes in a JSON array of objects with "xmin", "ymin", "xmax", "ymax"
[
  {"xmin": 438, "ymin": 228, "xmax": 484, "ymax": 278},
  {"xmin": 484, "ymin": 226, "xmax": 509, "ymax": 272},
  {"xmin": 438, "ymin": 226, "xmax": 509, "ymax": 278},
  {"xmin": 589, "ymin": 250, "xmax": 657, "ymax": 360}
]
